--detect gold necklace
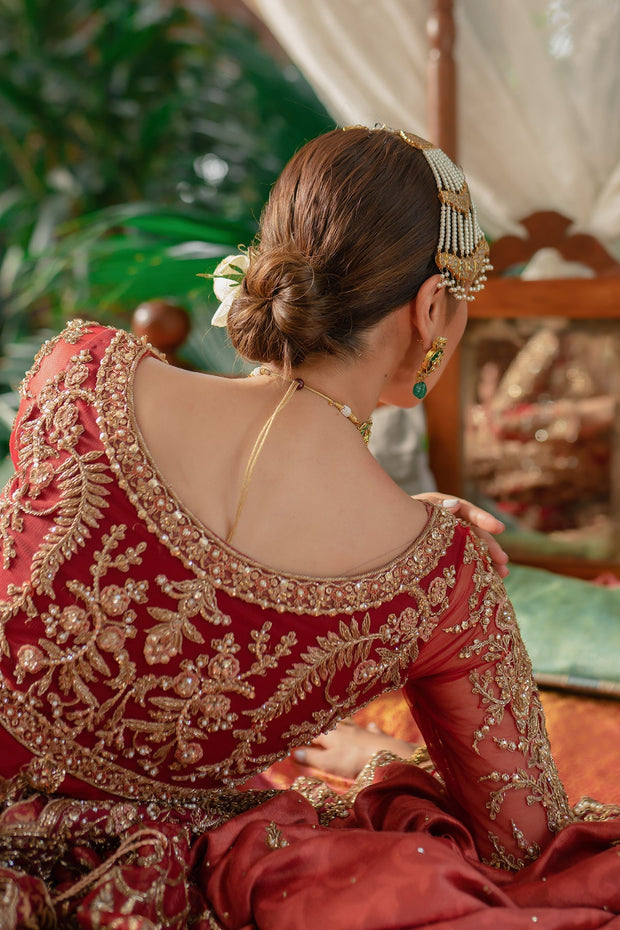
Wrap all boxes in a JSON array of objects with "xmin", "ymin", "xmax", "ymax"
[{"xmin": 250, "ymin": 366, "xmax": 373, "ymax": 444}]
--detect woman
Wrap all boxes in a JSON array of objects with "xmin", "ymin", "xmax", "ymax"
[{"xmin": 0, "ymin": 127, "xmax": 617, "ymax": 929}]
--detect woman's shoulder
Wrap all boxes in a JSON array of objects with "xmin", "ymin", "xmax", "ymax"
[
  {"xmin": 19, "ymin": 320, "xmax": 110, "ymax": 395},
  {"xmin": 18, "ymin": 320, "xmax": 164, "ymax": 403},
  {"xmin": 10, "ymin": 321, "xmax": 164, "ymax": 465}
]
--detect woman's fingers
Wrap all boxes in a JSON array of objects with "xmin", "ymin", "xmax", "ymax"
[
  {"xmin": 415, "ymin": 492, "xmax": 505, "ymax": 535},
  {"xmin": 290, "ymin": 722, "xmax": 417, "ymax": 779},
  {"xmin": 450, "ymin": 500, "xmax": 505, "ymax": 535},
  {"xmin": 415, "ymin": 493, "xmax": 509, "ymax": 576}
]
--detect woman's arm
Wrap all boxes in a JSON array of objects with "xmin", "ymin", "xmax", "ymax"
[{"xmin": 405, "ymin": 528, "xmax": 572, "ymax": 869}]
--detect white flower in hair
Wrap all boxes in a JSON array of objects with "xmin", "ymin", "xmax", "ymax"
[{"xmin": 208, "ymin": 253, "xmax": 250, "ymax": 327}]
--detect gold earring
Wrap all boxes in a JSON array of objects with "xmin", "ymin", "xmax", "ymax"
[{"xmin": 412, "ymin": 337, "xmax": 447, "ymax": 399}]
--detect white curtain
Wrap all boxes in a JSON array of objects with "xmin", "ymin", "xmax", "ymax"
[{"xmin": 247, "ymin": 0, "xmax": 620, "ymax": 252}]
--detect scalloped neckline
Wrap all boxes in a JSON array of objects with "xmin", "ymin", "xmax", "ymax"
[{"xmin": 95, "ymin": 329, "xmax": 455, "ymax": 614}]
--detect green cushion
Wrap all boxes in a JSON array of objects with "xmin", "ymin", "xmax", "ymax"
[{"xmin": 505, "ymin": 564, "xmax": 620, "ymax": 694}]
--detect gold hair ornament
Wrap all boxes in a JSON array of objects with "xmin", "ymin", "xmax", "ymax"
[
  {"xmin": 342, "ymin": 126, "xmax": 492, "ymax": 301},
  {"xmin": 413, "ymin": 337, "xmax": 447, "ymax": 399},
  {"xmin": 398, "ymin": 131, "xmax": 492, "ymax": 301}
]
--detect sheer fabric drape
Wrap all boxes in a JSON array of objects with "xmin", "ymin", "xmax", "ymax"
[{"xmin": 247, "ymin": 0, "xmax": 620, "ymax": 251}]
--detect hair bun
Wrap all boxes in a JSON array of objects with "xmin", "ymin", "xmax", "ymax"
[
  {"xmin": 227, "ymin": 247, "xmax": 339, "ymax": 368},
  {"xmin": 225, "ymin": 127, "xmax": 441, "ymax": 372}
]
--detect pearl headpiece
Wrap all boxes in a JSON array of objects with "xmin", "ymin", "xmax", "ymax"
[{"xmin": 397, "ymin": 130, "xmax": 492, "ymax": 301}]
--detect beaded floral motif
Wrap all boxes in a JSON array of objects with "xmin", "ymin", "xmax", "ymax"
[
  {"xmin": 1, "ymin": 520, "xmax": 301, "ymax": 793},
  {"xmin": 17, "ymin": 318, "xmax": 93, "ymax": 403},
  {"xmin": 444, "ymin": 534, "xmax": 573, "ymax": 870},
  {"xmin": 256, "ymin": 576, "xmax": 455, "ymax": 747},
  {"xmin": 0, "ymin": 324, "xmax": 460, "ymax": 806},
  {"xmin": 0, "ymin": 336, "xmax": 113, "ymax": 657},
  {"xmin": 0, "ymin": 324, "xmax": 577, "ymax": 873},
  {"xmin": 265, "ymin": 821, "xmax": 289, "ymax": 849}
]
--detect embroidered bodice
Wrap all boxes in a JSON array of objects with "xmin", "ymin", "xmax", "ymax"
[{"xmin": 0, "ymin": 321, "xmax": 572, "ymax": 870}]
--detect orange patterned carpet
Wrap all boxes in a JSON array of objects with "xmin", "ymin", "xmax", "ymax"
[
  {"xmin": 264, "ymin": 688, "xmax": 620, "ymax": 806},
  {"xmin": 536, "ymin": 688, "xmax": 620, "ymax": 805}
]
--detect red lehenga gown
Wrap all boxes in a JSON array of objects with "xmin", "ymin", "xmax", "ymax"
[{"xmin": 0, "ymin": 320, "xmax": 618, "ymax": 929}]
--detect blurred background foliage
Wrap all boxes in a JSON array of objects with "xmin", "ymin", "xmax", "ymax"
[{"xmin": 0, "ymin": 0, "xmax": 333, "ymax": 469}]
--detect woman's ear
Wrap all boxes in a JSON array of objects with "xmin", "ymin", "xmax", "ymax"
[{"xmin": 411, "ymin": 274, "xmax": 449, "ymax": 347}]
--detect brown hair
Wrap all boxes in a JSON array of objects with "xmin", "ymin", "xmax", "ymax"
[{"xmin": 227, "ymin": 127, "xmax": 440, "ymax": 370}]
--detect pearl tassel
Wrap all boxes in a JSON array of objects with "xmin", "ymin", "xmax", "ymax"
[{"xmin": 398, "ymin": 130, "xmax": 492, "ymax": 301}]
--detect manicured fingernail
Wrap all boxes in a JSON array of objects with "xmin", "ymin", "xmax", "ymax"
[
  {"xmin": 441, "ymin": 498, "xmax": 459, "ymax": 508},
  {"xmin": 292, "ymin": 749, "xmax": 306, "ymax": 764}
]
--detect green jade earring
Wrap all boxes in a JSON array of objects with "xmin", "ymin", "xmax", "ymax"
[{"xmin": 412, "ymin": 337, "xmax": 447, "ymax": 399}]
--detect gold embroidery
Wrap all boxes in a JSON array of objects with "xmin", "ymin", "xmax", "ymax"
[
  {"xmin": 6, "ymin": 319, "xmax": 567, "ymax": 874},
  {"xmin": 572, "ymin": 798, "xmax": 620, "ymax": 821},
  {"xmin": 2, "ymin": 491, "xmax": 301, "ymax": 789},
  {"xmin": 24, "ymin": 755, "xmax": 66, "ymax": 794},
  {"xmin": 486, "ymin": 827, "xmax": 540, "ymax": 872},
  {"xmin": 0, "ymin": 789, "xmax": 245, "ymax": 928},
  {"xmin": 17, "ymin": 318, "xmax": 95, "ymax": 401},
  {"xmin": 293, "ymin": 749, "xmax": 431, "ymax": 825},
  {"xmin": 143, "ymin": 576, "xmax": 232, "ymax": 666},
  {"xmin": 255, "ymin": 598, "xmax": 443, "ymax": 734},
  {"xmin": 0, "ymin": 523, "xmax": 454, "ymax": 800},
  {"xmin": 444, "ymin": 534, "xmax": 573, "ymax": 870},
  {"xmin": 125, "ymin": 620, "xmax": 298, "ymax": 783},
  {"xmin": 265, "ymin": 821, "xmax": 289, "ymax": 849},
  {"xmin": 97, "ymin": 329, "xmax": 455, "ymax": 617},
  {"xmin": 0, "ymin": 340, "xmax": 113, "ymax": 663}
]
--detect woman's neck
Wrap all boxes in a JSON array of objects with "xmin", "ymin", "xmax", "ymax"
[{"xmin": 267, "ymin": 334, "xmax": 399, "ymax": 428}]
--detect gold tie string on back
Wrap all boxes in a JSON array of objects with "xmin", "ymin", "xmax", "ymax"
[
  {"xmin": 226, "ymin": 370, "xmax": 372, "ymax": 545},
  {"xmin": 250, "ymin": 367, "xmax": 373, "ymax": 444}
]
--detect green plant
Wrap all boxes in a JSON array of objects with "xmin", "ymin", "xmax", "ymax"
[
  {"xmin": 8, "ymin": 202, "xmax": 255, "ymax": 371},
  {"xmin": 0, "ymin": 0, "xmax": 333, "ymax": 339}
]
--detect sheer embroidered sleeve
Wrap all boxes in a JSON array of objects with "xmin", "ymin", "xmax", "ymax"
[
  {"xmin": 404, "ymin": 528, "xmax": 573, "ymax": 870},
  {"xmin": 0, "ymin": 321, "xmax": 118, "ymax": 658}
]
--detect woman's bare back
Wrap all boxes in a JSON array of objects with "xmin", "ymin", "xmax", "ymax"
[{"xmin": 133, "ymin": 356, "xmax": 429, "ymax": 578}]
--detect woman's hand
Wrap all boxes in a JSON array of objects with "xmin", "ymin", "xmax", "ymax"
[
  {"xmin": 291, "ymin": 720, "xmax": 418, "ymax": 778},
  {"xmin": 414, "ymin": 492, "xmax": 510, "ymax": 577}
]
